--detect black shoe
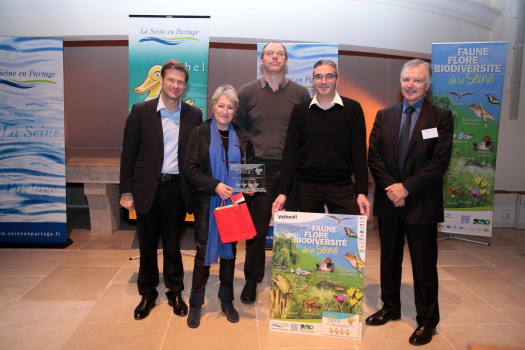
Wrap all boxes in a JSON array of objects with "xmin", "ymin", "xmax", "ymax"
[
  {"xmin": 187, "ymin": 305, "xmax": 202, "ymax": 328},
  {"xmin": 409, "ymin": 325, "xmax": 436, "ymax": 345},
  {"xmin": 240, "ymin": 280, "xmax": 257, "ymax": 304},
  {"xmin": 187, "ymin": 288, "xmax": 205, "ymax": 328},
  {"xmin": 134, "ymin": 298, "xmax": 155, "ymax": 320},
  {"xmin": 218, "ymin": 284, "xmax": 239, "ymax": 322},
  {"xmin": 365, "ymin": 309, "xmax": 401, "ymax": 326},
  {"xmin": 221, "ymin": 301, "xmax": 239, "ymax": 323},
  {"xmin": 168, "ymin": 295, "xmax": 188, "ymax": 317}
]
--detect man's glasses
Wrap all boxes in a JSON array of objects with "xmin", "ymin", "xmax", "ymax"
[{"xmin": 313, "ymin": 74, "xmax": 337, "ymax": 81}]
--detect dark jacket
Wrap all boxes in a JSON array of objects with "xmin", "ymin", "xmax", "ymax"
[
  {"xmin": 120, "ymin": 97, "xmax": 203, "ymax": 214},
  {"xmin": 183, "ymin": 119, "xmax": 255, "ymax": 246},
  {"xmin": 368, "ymin": 99, "xmax": 453, "ymax": 224}
]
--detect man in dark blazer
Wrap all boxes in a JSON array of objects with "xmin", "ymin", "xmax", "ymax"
[
  {"xmin": 367, "ymin": 59, "xmax": 453, "ymax": 345},
  {"xmin": 120, "ymin": 59, "xmax": 202, "ymax": 320}
]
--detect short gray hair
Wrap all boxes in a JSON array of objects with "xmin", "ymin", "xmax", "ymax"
[
  {"xmin": 210, "ymin": 84, "xmax": 239, "ymax": 113},
  {"xmin": 313, "ymin": 60, "xmax": 339, "ymax": 78},
  {"xmin": 400, "ymin": 59, "xmax": 432, "ymax": 85}
]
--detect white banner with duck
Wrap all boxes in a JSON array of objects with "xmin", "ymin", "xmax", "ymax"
[
  {"xmin": 271, "ymin": 211, "xmax": 366, "ymax": 339},
  {"xmin": 431, "ymin": 42, "xmax": 508, "ymax": 238}
]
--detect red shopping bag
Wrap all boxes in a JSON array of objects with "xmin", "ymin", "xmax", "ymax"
[{"xmin": 213, "ymin": 194, "xmax": 257, "ymax": 244}]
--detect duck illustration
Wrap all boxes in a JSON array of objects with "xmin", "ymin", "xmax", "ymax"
[
  {"xmin": 183, "ymin": 98, "xmax": 203, "ymax": 111},
  {"xmin": 134, "ymin": 65, "xmax": 162, "ymax": 101},
  {"xmin": 473, "ymin": 135, "xmax": 494, "ymax": 151},
  {"xmin": 316, "ymin": 257, "xmax": 334, "ymax": 272}
]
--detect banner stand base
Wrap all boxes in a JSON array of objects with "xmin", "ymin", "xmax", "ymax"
[
  {"xmin": 0, "ymin": 238, "xmax": 73, "ymax": 249},
  {"xmin": 438, "ymin": 233, "xmax": 490, "ymax": 246}
]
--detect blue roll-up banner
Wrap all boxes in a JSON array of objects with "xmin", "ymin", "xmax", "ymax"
[
  {"xmin": 0, "ymin": 37, "xmax": 67, "ymax": 244},
  {"xmin": 262, "ymin": 43, "xmax": 339, "ymax": 246},
  {"xmin": 431, "ymin": 42, "xmax": 508, "ymax": 237}
]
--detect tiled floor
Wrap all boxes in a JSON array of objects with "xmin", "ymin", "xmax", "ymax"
[{"xmin": 1, "ymin": 209, "xmax": 525, "ymax": 350}]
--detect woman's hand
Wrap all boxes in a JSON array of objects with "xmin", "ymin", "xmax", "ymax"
[{"xmin": 215, "ymin": 183, "xmax": 234, "ymax": 201}]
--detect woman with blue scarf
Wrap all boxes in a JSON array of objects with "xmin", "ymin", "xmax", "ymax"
[{"xmin": 184, "ymin": 85, "xmax": 255, "ymax": 328}]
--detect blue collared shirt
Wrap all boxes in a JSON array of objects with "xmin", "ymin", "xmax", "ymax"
[
  {"xmin": 157, "ymin": 97, "xmax": 181, "ymax": 174},
  {"xmin": 399, "ymin": 98, "xmax": 425, "ymax": 141}
]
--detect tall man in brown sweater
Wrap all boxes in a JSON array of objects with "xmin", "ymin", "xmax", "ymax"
[
  {"xmin": 272, "ymin": 60, "xmax": 370, "ymax": 217},
  {"xmin": 236, "ymin": 41, "xmax": 311, "ymax": 303}
]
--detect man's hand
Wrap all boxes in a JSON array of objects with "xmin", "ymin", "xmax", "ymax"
[
  {"xmin": 215, "ymin": 183, "xmax": 234, "ymax": 201},
  {"xmin": 385, "ymin": 183, "xmax": 409, "ymax": 204},
  {"xmin": 120, "ymin": 193, "xmax": 135, "ymax": 212},
  {"xmin": 393, "ymin": 198, "xmax": 405, "ymax": 207},
  {"xmin": 271, "ymin": 194, "xmax": 287, "ymax": 218},
  {"xmin": 356, "ymin": 194, "xmax": 371, "ymax": 220}
]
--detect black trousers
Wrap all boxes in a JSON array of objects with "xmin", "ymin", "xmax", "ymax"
[
  {"xmin": 136, "ymin": 177, "xmax": 186, "ymax": 301},
  {"xmin": 378, "ymin": 215, "xmax": 440, "ymax": 327},
  {"xmin": 192, "ymin": 240, "xmax": 237, "ymax": 290},
  {"xmin": 244, "ymin": 164, "xmax": 298, "ymax": 282},
  {"xmin": 297, "ymin": 181, "xmax": 356, "ymax": 214}
]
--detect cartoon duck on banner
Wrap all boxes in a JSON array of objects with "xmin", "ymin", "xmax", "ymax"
[
  {"xmin": 134, "ymin": 64, "xmax": 202, "ymax": 110},
  {"xmin": 134, "ymin": 65, "xmax": 162, "ymax": 101}
]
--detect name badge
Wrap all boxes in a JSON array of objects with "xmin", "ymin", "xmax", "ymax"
[{"xmin": 422, "ymin": 128, "xmax": 438, "ymax": 139}]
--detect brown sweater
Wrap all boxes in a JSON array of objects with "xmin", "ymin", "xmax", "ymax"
[{"xmin": 236, "ymin": 79, "xmax": 311, "ymax": 164}]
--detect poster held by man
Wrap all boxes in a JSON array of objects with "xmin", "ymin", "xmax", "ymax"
[{"xmin": 270, "ymin": 211, "xmax": 366, "ymax": 339}]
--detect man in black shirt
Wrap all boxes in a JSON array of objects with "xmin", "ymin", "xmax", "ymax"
[{"xmin": 272, "ymin": 60, "xmax": 370, "ymax": 217}]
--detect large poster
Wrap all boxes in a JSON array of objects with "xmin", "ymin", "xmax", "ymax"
[
  {"xmin": 0, "ymin": 37, "xmax": 66, "ymax": 244},
  {"xmin": 129, "ymin": 15, "xmax": 210, "ymax": 117},
  {"xmin": 271, "ymin": 212, "xmax": 367, "ymax": 339},
  {"xmin": 431, "ymin": 42, "xmax": 508, "ymax": 237}
]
